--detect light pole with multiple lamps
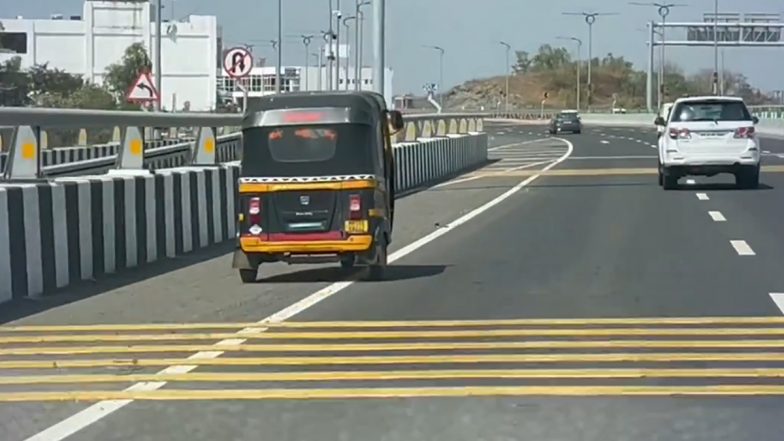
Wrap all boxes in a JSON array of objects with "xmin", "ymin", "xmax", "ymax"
[
  {"xmin": 562, "ymin": 11, "xmax": 617, "ymax": 107},
  {"xmin": 423, "ymin": 45, "xmax": 445, "ymax": 107},
  {"xmin": 275, "ymin": 0, "xmax": 282, "ymax": 93},
  {"xmin": 498, "ymin": 41, "xmax": 511, "ymax": 113},
  {"xmin": 712, "ymin": 0, "xmax": 719, "ymax": 95},
  {"xmin": 556, "ymin": 36, "xmax": 582, "ymax": 111},
  {"xmin": 372, "ymin": 0, "xmax": 385, "ymax": 96},
  {"xmin": 629, "ymin": 2, "xmax": 686, "ymax": 109}
]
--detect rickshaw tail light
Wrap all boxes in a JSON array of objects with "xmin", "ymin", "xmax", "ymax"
[
  {"xmin": 248, "ymin": 197, "xmax": 262, "ymax": 230},
  {"xmin": 248, "ymin": 197, "xmax": 262, "ymax": 215},
  {"xmin": 349, "ymin": 194, "xmax": 362, "ymax": 219}
]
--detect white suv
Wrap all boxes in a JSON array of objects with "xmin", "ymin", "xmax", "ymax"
[{"xmin": 656, "ymin": 96, "xmax": 761, "ymax": 189}]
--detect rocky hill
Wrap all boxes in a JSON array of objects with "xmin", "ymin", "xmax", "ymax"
[{"xmin": 443, "ymin": 44, "xmax": 770, "ymax": 111}]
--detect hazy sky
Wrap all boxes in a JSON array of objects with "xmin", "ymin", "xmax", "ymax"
[{"xmin": 4, "ymin": 0, "xmax": 784, "ymax": 94}]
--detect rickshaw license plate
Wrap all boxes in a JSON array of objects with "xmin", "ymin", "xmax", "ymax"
[{"xmin": 344, "ymin": 220, "xmax": 368, "ymax": 234}]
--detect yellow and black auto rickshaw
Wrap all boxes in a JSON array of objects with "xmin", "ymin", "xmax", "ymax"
[{"xmin": 232, "ymin": 91, "xmax": 405, "ymax": 283}]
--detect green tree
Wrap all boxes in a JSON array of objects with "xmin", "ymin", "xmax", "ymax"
[
  {"xmin": 531, "ymin": 45, "xmax": 571, "ymax": 71},
  {"xmin": 512, "ymin": 50, "xmax": 533, "ymax": 74},
  {"xmin": 0, "ymin": 57, "xmax": 29, "ymax": 106},
  {"xmin": 104, "ymin": 42, "xmax": 152, "ymax": 105}
]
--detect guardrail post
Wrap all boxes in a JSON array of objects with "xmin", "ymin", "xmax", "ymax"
[
  {"xmin": 112, "ymin": 127, "xmax": 121, "ymax": 143},
  {"xmin": 114, "ymin": 126, "xmax": 146, "ymax": 171},
  {"xmin": 2, "ymin": 125, "xmax": 42, "ymax": 181},
  {"xmin": 190, "ymin": 126, "xmax": 218, "ymax": 166}
]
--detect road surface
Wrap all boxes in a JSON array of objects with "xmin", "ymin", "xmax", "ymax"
[{"xmin": 3, "ymin": 121, "xmax": 784, "ymax": 441}]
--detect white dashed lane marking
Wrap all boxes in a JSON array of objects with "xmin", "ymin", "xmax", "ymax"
[
  {"xmin": 730, "ymin": 240, "xmax": 755, "ymax": 256},
  {"xmin": 708, "ymin": 211, "xmax": 726, "ymax": 222},
  {"xmin": 696, "ymin": 193, "xmax": 710, "ymax": 201}
]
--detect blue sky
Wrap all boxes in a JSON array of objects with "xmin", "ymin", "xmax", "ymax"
[{"xmin": 4, "ymin": 0, "xmax": 784, "ymax": 94}]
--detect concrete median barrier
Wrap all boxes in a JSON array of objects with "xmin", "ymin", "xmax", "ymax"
[{"xmin": 0, "ymin": 132, "xmax": 487, "ymax": 302}]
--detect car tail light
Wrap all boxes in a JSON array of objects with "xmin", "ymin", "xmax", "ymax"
[
  {"xmin": 669, "ymin": 128, "xmax": 690, "ymax": 140},
  {"xmin": 734, "ymin": 126, "xmax": 755, "ymax": 139},
  {"xmin": 348, "ymin": 194, "xmax": 361, "ymax": 220},
  {"xmin": 247, "ymin": 197, "xmax": 262, "ymax": 234}
]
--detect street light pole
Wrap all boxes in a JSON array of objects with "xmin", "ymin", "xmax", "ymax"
[
  {"xmin": 713, "ymin": 0, "xmax": 719, "ymax": 95},
  {"xmin": 275, "ymin": 0, "xmax": 283, "ymax": 93},
  {"xmin": 563, "ymin": 11, "xmax": 618, "ymax": 108},
  {"xmin": 499, "ymin": 41, "xmax": 511, "ymax": 113},
  {"xmin": 355, "ymin": 0, "xmax": 370, "ymax": 91},
  {"xmin": 423, "ymin": 46, "xmax": 445, "ymax": 107},
  {"xmin": 334, "ymin": 1, "xmax": 342, "ymax": 90},
  {"xmin": 155, "ymin": 0, "xmax": 162, "ymax": 110},
  {"xmin": 302, "ymin": 35, "xmax": 313, "ymax": 91},
  {"xmin": 557, "ymin": 36, "xmax": 583, "ymax": 111},
  {"xmin": 372, "ymin": 0, "xmax": 385, "ymax": 97},
  {"xmin": 629, "ymin": 3, "xmax": 686, "ymax": 109},
  {"xmin": 326, "ymin": 2, "xmax": 334, "ymax": 91},
  {"xmin": 343, "ymin": 16, "xmax": 356, "ymax": 91}
]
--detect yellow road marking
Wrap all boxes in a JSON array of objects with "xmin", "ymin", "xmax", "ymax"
[
  {"xmin": 5, "ymin": 327, "xmax": 784, "ymax": 343},
  {"xmin": 8, "ymin": 339, "xmax": 784, "ymax": 356},
  {"xmin": 6, "ymin": 316, "xmax": 784, "ymax": 332},
  {"xmin": 5, "ymin": 368, "xmax": 784, "ymax": 385},
  {"xmin": 5, "ymin": 385, "xmax": 784, "ymax": 402},
  {"xmin": 466, "ymin": 165, "xmax": 784, "ymax": 178},
  {"xmin": 7, "ymin": 352, "xmax": 784, "ymax": 370}
]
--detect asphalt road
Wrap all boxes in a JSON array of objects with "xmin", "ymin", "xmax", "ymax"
[{"xmin": 4, "ymin": 122, "xmax": 784, "ymax": 441}]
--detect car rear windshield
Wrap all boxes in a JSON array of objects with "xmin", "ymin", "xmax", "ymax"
[
  {"xmin": 670, "ymin": 100, "xmax": 752, "ymax": 122},
  {"xmin": 558, "ymin": 113, "xmax": 579, "ymax": 121},
  {"xmin": 241, "ymin": 123, "xmax": 375, "ymax": 177}
]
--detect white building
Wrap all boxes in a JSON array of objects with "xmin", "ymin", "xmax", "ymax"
[
  {"xmin": 0, "ymin": 0, "xmax": 219, "ymax": 111},
  {"xmin": 218, "ymin": 43, "xmax": 394, "ymax": 108}
]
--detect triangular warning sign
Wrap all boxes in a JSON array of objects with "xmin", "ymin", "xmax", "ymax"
[{"xmin": 126, "ymin": 71, "xmax": 160, "ymax": 102}]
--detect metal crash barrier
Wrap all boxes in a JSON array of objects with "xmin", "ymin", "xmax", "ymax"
[{"xmin": 0, "ymin": 107, "xmax": 488, "ymax": 302}]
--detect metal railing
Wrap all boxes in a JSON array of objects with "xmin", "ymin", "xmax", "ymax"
[{"xmin": 0, "ymin": 108, "xmax": 487, "ymax": 181}]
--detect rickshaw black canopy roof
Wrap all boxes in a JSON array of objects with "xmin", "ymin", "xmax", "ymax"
[{"xmin": 242, "ymin": 91, "xmax": 388, "ymax": 130}]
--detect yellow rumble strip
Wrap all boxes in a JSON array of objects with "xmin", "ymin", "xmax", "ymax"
[{"xmin": 4, "ymin": 317, "xmax": 784, "ymax": 402}]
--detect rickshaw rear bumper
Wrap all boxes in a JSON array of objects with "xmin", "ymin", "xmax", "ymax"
[{"xmin": 238, "ymin": 234, "xmax": 373, "ymax": 254}]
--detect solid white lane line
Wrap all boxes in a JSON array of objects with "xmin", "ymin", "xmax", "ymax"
[
  {"xmin": 696, "ymin": 193, "xmax": 710, "ymax": 201},
  {"xmin": 769, "ymin": 293, "xmax": 784, "ymax": 314},
  {"xmin": 730, "ymin": 240, "xmax": 755, "ymax": 256},
  {"xmin": 489, "ymin": 138, "xmax": 553, "ymax": 151},
  {"xmin": 708, "ymin": 211, "xmax": 726, "ymax": 222},
  {"xmin": 30, "ymin": 141, "xmax": 574, "ymax": 440},
  {"xmin": 566, "ymin": 155, "xmax": 655, "ymax": 160}
]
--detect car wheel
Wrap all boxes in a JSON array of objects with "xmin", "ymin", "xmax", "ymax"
[
  {"xmin": 238, "ymin": 268, "xmax": 257, "ymax": 283},
  {"xmin": 575, "ymin": 130, "xmax": 581, "ymax": 134},
  {"xmin": 662, "ymin": 167, "xmax": 678, "ymax": 190},
  {"xmin": 657, "ymin": 162, "xmax": 663, "ymax": 186},
  {"xmin": 736, "ymin": 166, "xmax": 760, "ymax": 189},
  {"xmin": 367, "ymin": 236, "xmax": 388, "ymax": 281}
]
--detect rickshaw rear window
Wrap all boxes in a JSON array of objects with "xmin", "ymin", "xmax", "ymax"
[{"xmin": 267, "ymin": 126, "xmax": 338, "ymax": 162}]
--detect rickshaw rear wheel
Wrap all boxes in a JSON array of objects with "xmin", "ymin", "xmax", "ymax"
[
  {"xmin": 367, "ymin": 236, "xmax": 388, "ymax": 281},
  {"xmin": 238, "ymin": 268, "xmax": 258, "ymax": 283},
  {"xmin": 340, "ymin": 255, "xmax": 356, "ymax": 269}
]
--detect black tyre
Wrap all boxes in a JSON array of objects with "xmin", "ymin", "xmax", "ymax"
[
  {"xmin": 736, "ymin": 166, "xmax": 760, "ymax": 189},
  {"xmin": 662, "ymin": 167, "xmax": 678, "ymax": 190},
  {"xmin": 238, "ymin": 268, "xmax": 257, "ymax": 283},
  {"xmin": 575, "ymin": 130, "xmax": 581, "ymax": 134},
  {"xmin": 367, "ymin": 236, "xmax": 388, "ymax": 281},
  {"xmin": 340, "ymin": 255, "xmax": 356, "ymax": 269},
  {"xmin": 657, "ymin": 162, "xmax": 663, "ymax": 186}
]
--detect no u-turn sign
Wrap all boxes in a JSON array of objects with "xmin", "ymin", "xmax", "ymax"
[{"xmin": 223, "ymin": 47, "xmax": 253, "ymax": 78}]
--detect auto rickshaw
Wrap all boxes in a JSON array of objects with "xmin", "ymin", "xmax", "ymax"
[{"xmin": 232, "ymin": 91, "xmax": 405, "ymax": 283}]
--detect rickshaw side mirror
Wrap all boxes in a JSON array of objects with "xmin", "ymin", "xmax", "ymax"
[{"xmin": 389, "ymin": 110, "xmax": 405, "ymax": 133}]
